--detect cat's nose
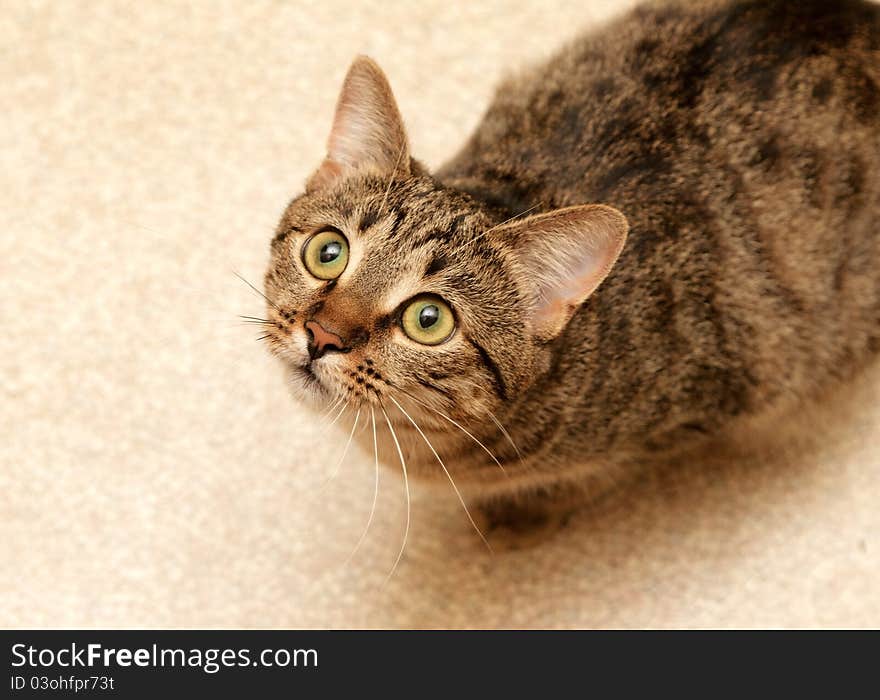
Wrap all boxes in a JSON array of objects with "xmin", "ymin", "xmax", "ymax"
[{"xmin": 304, "ymin": 320, "xmax": 346, "ymax": 360}]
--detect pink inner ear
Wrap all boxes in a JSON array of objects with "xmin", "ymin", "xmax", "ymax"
[
  {"xmin": 498, "ymin": 204, "xmax": 628, "ymax": 338},
  {"xmin": 528, "ymin": 238, "xmax": 614, "ymax": 324}
]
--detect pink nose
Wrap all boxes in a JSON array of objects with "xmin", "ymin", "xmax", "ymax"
[{"xmin": 304, "ymin": 320, "xmax": 345, "ymax": 360}]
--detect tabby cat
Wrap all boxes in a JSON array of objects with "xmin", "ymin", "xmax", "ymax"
[{"xmin": 262, "ymin": 0, "xmax": 880, "ymax": 544}]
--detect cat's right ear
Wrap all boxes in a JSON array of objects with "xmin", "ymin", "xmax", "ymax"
[
  {"xmin": 306, "ymin": 56, "xmax": 410, "ymax": 192},
  {"xmin": 490, "ymin": 204, "xmax": 629, "ymax": 341}
]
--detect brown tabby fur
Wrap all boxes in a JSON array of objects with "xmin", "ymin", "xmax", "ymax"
[{"xmin": 263, "ymin": 0, "xmax": 880, "ymax": 540}]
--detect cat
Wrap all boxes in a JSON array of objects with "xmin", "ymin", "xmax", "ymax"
[{"xmin": 261, "ymin": 0, "xmax": 880, "ymax": 545}]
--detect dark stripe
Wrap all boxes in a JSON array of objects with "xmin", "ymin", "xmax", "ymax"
[
  {"xmin": 360, "ymin": 209, "xmax": 380, "ymax": 232},
  {"xmin": 424, "ymin": 255, "xmax": 449, "ymax": 277},
  {"xmin": 387, "ymin": 208, "xmax": 408, "ymax": 240},
  {"xmin": 373, "ymin": 313, "xmax": 395, "ymax": 332},
  {"xmin": 416, "ymin": 377, "xmax": 455, "ymax": 401},
  {"xmin": 408, "ymin": 214, "xmax": 467, "ymax": 250},
  {"xmin": 305, "ymin": 299, "xmax": 324, "ymax": 318},
  {"xmin": 470, "ymin": 338, "xmax": 508, "ymax": 401},
  {"xmin": 271, "ymin": 225, "xmax": 302, "ymax": 248}
]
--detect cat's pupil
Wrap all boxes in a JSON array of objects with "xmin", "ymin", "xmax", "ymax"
[
  {"xmin": 319, "ymin": 241, "xmax": 341, "ymax": 263},
  {"xmin": 419, "ymin": 305, "xmax": 439, "ymax": 329}
]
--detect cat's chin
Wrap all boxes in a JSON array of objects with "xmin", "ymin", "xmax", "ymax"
[{"xmin": 283, "ymin": 363, "xmax": 333, "ymax": 408}]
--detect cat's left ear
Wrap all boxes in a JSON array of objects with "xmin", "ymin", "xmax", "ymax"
[
  {"xmin": 307, "ymin": 56, "xmax": 410, "ymax": 192},
  {"xmin": 490, "ymin": 204, "xmax": 628, "ymax": 340}
]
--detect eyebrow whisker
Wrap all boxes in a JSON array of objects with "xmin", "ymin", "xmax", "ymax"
[
  {"xmin": 233, "ymin": 270, "xmax": 280, "ymax": 310},
  {"xmin": 469, "ymin": 202, "xmax": 543, "ymax": 244},
  {"xmin": 379, "ymin": 143, "xmax": 407, "ymax": 215}
]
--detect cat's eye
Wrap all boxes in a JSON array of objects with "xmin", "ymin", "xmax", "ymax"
[
  {"xmin": 401, "ymin": 295, "xmax": 455, "ymax": 345},
  {"xmin": 302, "ymin": 229, "xmax": 349, "ymax": 280}
]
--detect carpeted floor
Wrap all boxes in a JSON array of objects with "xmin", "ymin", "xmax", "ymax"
[{"xmin": 2, "ymin": 0, "xmax": 878, "ymax": 628}]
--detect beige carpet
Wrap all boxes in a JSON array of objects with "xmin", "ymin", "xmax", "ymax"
[{"xmin": 3, "ymin": 0, "xmax": 879, "ymax": 629}]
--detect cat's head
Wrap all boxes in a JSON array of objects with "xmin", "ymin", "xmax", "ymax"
[{"xmin": 263, "ymin": 57, "xmax": 627, "ymax": 424}]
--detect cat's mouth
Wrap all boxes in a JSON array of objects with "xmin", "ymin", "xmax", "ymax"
[
  {"xmin": 291, "ymin": 348, "xmax": 399, "ymax": 412},
  {"xmin": 290, "ymin": 356, "xmax": 367, "ymax": 406},
  {"xmin": 294, "ymin": 361, "xmax": 324, "ymax": 392},
  {"xmin": 279, "ymin": 359, "xmax": 329, "ymax": 405}
]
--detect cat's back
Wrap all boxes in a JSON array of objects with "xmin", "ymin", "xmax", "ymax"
[
  {"xmin": 441, "ymin": 0, "xmax": 880, "ymax": 455},
  {"xmin": 441, "ymin": 0, "xmax": 880, "ymax": 213}
]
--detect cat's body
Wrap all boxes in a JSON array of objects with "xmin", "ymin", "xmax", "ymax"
[
  {"xmin": 265, "ymin": 0, "xmax": 880, "ymax": 536},
  {"xmin": 439, "ymin": 0, "xmax": 880, "ymax": 494}
]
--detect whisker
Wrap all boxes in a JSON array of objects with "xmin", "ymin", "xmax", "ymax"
[
  {"xmin": 345, "ymin": 405, "xmax": 380, "ymax": 565},
  {"xmin": 395, "ymin": 388, "xmax": 506, "ymax": 475},
  {"xmin": 325, "ymin": 400, "xmax": 349, "ymax": 429},
  {"xmin": 239, "ymin": 316, "xmax": 276, "ymax": 329},
  {"xmin": 379, "ymin": 143, "xmax": 407, "ymax": 215},
  {"xmin": 318, "ymin": 395, "xmax": 345, "ymax": 423},
  {"xmin": 470, "ymin": 202, "xmax": 543, "ymax": 244},
  {"xmin": 256, "ymin": 333, "xmax": 274, "ymax": 342},
  {"xmin": 381, "ymin": 402, "xmax": 411, "ymax": 581},
  {"xmin": 320, "ymin": 407, "xmax": 360, "ymax": 489},
  {"xmin": 388, "ymin": 395, "xmax": 491, "ymax": 552},
  {"xmin": 488, "ymin": 410, "xmax": 524, "ymax": 461},
  {"xmin": 232, "ymin": 270, "xmax": 279, "ymax": 310}
]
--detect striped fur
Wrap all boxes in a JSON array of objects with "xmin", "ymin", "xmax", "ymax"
[{"xmin": 265, "ymin": 0, "xmax": 880, "ymax": 523}]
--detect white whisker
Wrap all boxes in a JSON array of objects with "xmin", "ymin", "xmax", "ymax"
[
  {"xmin": 381, "ymin": 403, "xmax": 411, "ymax": 581},
  {"xmin": 488, "ymin": 410, "xmax": 523, "ymax": 461},
  {"xmin": 232, "ymin": 269, "xmax": 279, "ymax": 310},
  {"xmin": 320, "ymin": 407, "xmax": 360, "ymax": 489},
  {"xmin": 388, "ymin": 395, "xmax": 491, "ymax": 552},
  {"xmin": 396, "ymin": 388, "xmax": 506, "ymax": 475},
  {"xmin": 325, "ymin": 400, "xmax": 349, "ymax": 429},
  {"xmin": 318, "ymin": 395, "xmax": 345, "ymax": 423},
  {"xmin": 345, "ymin": 405, "xmax": 380, "ymax": 565},
  {"xmin": 469, "ymin": 202, "xmax": 543, "ymax": 243}
]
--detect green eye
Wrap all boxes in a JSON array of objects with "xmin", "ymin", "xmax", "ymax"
[
  {"xmin": 302, "ymin": 229, "xmax": 349, "ymax": 280},
  {"xmin": 401, "ymin": 295, "xmax": 455, "ymax": 345}
]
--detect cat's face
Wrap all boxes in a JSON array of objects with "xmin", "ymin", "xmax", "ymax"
[
  {"xmin": 263, "ymin": 57, "xmax": 627, "ymax": 429},
  {"xmin": 264, "ymin": 171, "xmax": 531, "ymax": 423}
]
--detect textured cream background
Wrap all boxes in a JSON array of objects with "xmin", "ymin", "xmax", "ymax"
[{"xmin": 2, "ymin": 0, "xmax": 879, "ymax": 628}]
